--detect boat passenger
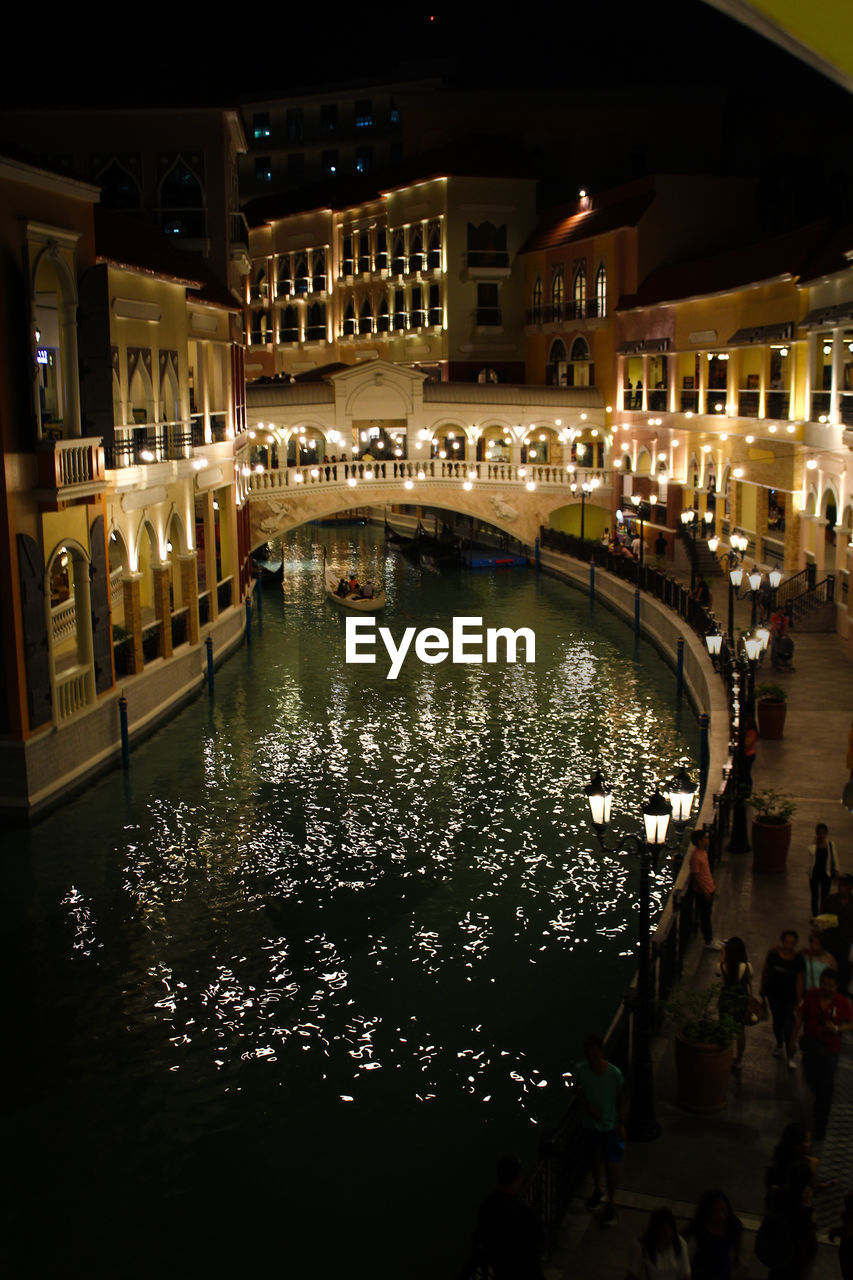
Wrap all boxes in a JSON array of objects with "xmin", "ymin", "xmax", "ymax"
[
  {"xmin": 348, "ymin": 574, "xmax": 360, "ymax": 594},
  {"xmin": 337, "ymin": 578, "xmax": 348, "ymax": 597},
  {"xmin": 361, "ymin": 580, "xmax": 375, "ymax": 599}
]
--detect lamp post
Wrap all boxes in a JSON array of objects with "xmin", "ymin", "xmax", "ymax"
[
  {"xmin": 571, "ymin": 479, "xmax": 593, "ymax": 542},
  {"xmin": 747, "ymin": 568, "xmax": 763, "ymax": 627},
  {"xmin": 631, "ymin": 494, "xmax": 649, "ymax": 569},
  {"xmin": 768, "ymin": 566, "xmax": 782, "ymax": 611},
  {"xmin": 680, "ymin": 508, "xmax": 715, "ymax": 591},
  {"xmin": 584, "ymin": 767, "xmax": 696, "ymax": 1142},
  {"xmin": 708, "ymin": 532, "xmax": 748, "ymax": 643}
]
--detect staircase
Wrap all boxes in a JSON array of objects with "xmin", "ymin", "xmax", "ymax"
[{"xmin": 677, "ymin": 527, "xmax": 722, "ymax": 578}]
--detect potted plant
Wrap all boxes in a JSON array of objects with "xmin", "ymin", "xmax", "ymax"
[
  {"xmin": 755, "ymin": 683, "xmax": 787, "ymax": 740},
  {"xmin": 749, "ymin": 787, "xmax": 796, "ymax": 873},
  {"xmin": 661, "ymin": 983, "xmax": 737, "ymax": 1114}
]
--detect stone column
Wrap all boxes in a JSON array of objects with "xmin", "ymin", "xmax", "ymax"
[
  {"xmin": 179, "ymin": 553, "xmax": 200, "ymax": 646},
  {"xmin": 831, "ymin": 327, "xmax": 844, "ymax": 425},
  {"xmin": 641, "ymin": 354, "xmax": 650, "ymax": 412},
  {"xmin": 753, "ymin": 485, "xmax": 768, "ymax": 563},
  {"xmin": 804, "ymin": 333, "xmax": 815, "ymax": 421},
  {"xmin": 698, "ymin": 352, "xmax": 707, "ymax": 415},
  {"xmin": 667, "ymin": 354, "xmax": 677, "ymax": 414},
  {"xmin": 152, "ymin": 564, "xmax": 173, "ymax": 660},
  {"xmin": 122, "ymin": 573, "xmax": 145, "ymax": 674}
]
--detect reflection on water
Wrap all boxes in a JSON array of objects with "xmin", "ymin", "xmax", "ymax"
[{"xmin": 3, "ymin": 525, "xmax": 698, "ymax": 1278}]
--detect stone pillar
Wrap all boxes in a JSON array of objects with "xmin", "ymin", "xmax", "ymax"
[
  {"xmin": 831, "ymin": 327, "xmax": 844, "ymax": 425},
  {"xmin": 71, "ymin": 556, "xmax": 96, "ymax": 702},
  {"xmin": 804, "ymin": 332, "xmax": 815, "ymax": 421},
  {"xmin": 784, "ymin": 511, "xmax": 801, "ymax": 572},
  {"xmin": 641, "ymin": 354, "xmax": 650, "ymax": 412},
  {"xmin": 179, "ymin": 553, "xmax": 200, "ymax": 645},
  {"xmin": 60, "ymin": 301, "xmax": 82, "ymax": 438},
  {"xmin": 667, "ymin": 354, "xmax": 677, "ymax": 414},
  {"xmin": 698, "ymin": 352, "xmax": 707, "ymax": 415},
  {"xmin": 152, "ymin": 564, "xmax": 173, "ymax": 660},
  {"xmin": 753, "ymin": 485, "xmax": 768, "ymax": 563},
  {"xmin": 122, "ymin": 573, "xmax": 145, "ymax": 674}
]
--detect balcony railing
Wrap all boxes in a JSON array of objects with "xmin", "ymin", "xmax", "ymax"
[
  {"xmin": 465, "ymin": 249, "xmax": 510, "ymax": 269},
  {"xmin": 37, "ymin": 437, "xmax": 107, "ymax": 499},
  {"xmin": 249, "ymin": 460, "xmax": 611, "ymax": 493},
  {"xmin": 704, "ymin": 391, "xmax": 728, "ymax": 415},
  {"xmin": 647, "ymin": 389, "xmax": 667, "ymax": 411},
  {"xmin": 765, "ymin": 390, "xmax": 790, "ymax": 419},
  {"xmin": 105, "ymin": 422, "xmax": 193, "ymax": 469},
  {"xmin": 811, "ymin": 391, "xmax": 831, "ymax": 420},
  {"xmin": 680, "ymin": 390, "xmax": 699, "ymax": 412},
  {"xmin": 55, "ymin": 664, "xmax": 90, "ymax": 723},
  {"xmin": 737, "ymin": 390, "xmax": 759, "ymax": 418}
]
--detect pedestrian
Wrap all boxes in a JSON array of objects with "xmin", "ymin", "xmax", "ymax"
[
  {"xmin": 626, "ymin": 1207, "xmax": 690, "ymax": 1280},
  {"xmin": 756, "ymin": 1124, "xmax": 818, "ymax": 1279},
  {"xmin": 801, "ymin": 929, "xmax": 838, "ymax": 992},
  {"xmin": 693, "ymin": 573, "xmax": 711, "ymax": 607},
  {"xmin": 823, "ymin": 875, "xmax": 853, "ymax": 992},
  {"xmin": 476, "ymin": 1154, "xmax": 545, "ymax": 1280},
  {"xmin": 808, "ymin": 823, "xmax": 841, "ymax": 918},
  {"xmin": 828, "ymin": 1190, "xmax": 853, "ymax": 1280},
  {"xmin": 743, "ymin": 717, "xmax": 759, "ymax": 793},
  {"xmin": 573, "ymin": 1033, "xmax": 626, "ymax": 1226},
  {"xmin": 718, "ymin": 936, "xmax": 752, "ymax": 1069},
  {"xmin": 689, "ymin": 828, "xmax": 723, "ymax": 951},
  {"xmin": 687, "ymin": 1189, "xmax": 743, "ymax": 1280},
  {"xmin": 789, "ymin": 969, "xmax": 853, "ymax": 1141},
  {"xmin": 760, "ymin": 930, "xmax": 805, "ymax": 1067}
]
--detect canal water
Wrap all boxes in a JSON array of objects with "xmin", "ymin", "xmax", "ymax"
[{"xmin": 3, "ymin": 524, "xmax": 699, "ymax": 1279}]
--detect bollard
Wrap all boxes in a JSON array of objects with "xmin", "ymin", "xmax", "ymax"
[
  {"xmin": 119, "ymin": 692, "xmax": 130, "ymax": 770},
  {"xmin": 534, "ymin": 536, "xmax": 540, "ymax": 572},
  {"xmin": 699, "ymin": 712, "xmax": 710, "ymax": 788},
  {"xmin": 676, "ymin": 635, "xmax": 685, "ymax": 699},
  {"xmin": 245, "ymin": 595, "xmax": 252, "ymax": 644},
  {"xmin": 634, "ymin": 588, "xmax": 641, "ymax": 639},
  {"xmin": 589, "ymin": 559, "xmax": 595, "ymax": 605},
  {"xmin": 206, "ymin": 634, "xmax": 214, "ymax": 692}
]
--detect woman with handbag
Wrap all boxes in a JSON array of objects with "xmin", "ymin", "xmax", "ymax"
[{"xmin": 718, "ymin": 936, "xmax": 753, "ymax": 1069}]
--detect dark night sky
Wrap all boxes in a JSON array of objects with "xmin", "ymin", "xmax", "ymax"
[{"xmin": 4, "ymin": 2, "xmax": 850, "ymax": 108}]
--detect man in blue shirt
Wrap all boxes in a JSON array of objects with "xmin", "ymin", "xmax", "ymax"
[{"xmin": 574, "ymin": 1034, "xmax": 627, "ymax": 1225}]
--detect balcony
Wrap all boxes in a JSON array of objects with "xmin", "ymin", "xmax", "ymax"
[
  {"xmin": 474, "ymin": 307, "xmax": 502, "ymax": 328},
  {"xmin": 104, "ymin": 421, "xmax": 195, "ymax": 469},
  {"xmin": 703, "ymin": 391, "xmax": 728, "ymax": 415},
  {"xmin": 36, "ymin": 437, "xmax": 107, "ymax": 508},
  {"xmin": 737, "ymin": 390, "xmax": 760, "ymax": 418},
  {"xmin": 765, "ymin": 389, "xmax": 790, "ymax": 419},
  {"xmin": 680, "ymin": 390, "xmax": 699, "ymax": 412},
  {"xmin": 462, "ymin": 249, "xmax": 511, "ymax": 281}
]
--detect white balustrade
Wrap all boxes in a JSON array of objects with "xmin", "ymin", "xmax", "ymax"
[
  {"xmin": 51, "ymin": 596, "xmax": 77, "ymax": 643},
  {"xmin": 110, "ymin": 567, "xmax": 123, "ymax": 607},
  {"xmin": 55, "ymin": 665, "xmax": 90, "ymax": 722},
  {"xmin": 247, "ymin": 461, "xmax": 610, "ymax": 495}
]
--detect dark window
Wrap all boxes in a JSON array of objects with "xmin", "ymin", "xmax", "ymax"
[
  {"xmin": 355, "ymin": 98, "xmax": 373, "ymax": 128},
  {"xmin": 358, "ymin": 232, "xmax": 370, "ymax": 272},
  {"xmin": 280, "ymin": 306, "xmax": 299, "ymax": 343},
  {"xmin": 277, "ymin": 255, "xmax": 292, "ymax": 296},
  {"xmin": 321, "ymin": 103, "xmax": 338, "ymax": 133},
  {"xmin": 410, "ymin": 285, "xmax": 424, "ymax": 328},
  {"xmin": 159, "ymin": 158, "xmax": 204, "ymax": 238},
  {"xmin": 306, "ymin": 302, "xmax": 326, "ymax": 341},
  {"xmin": 390, "ymin": 141, "xmax": 403, "ymax": 166},
  {"xmin": 342, "ymin": 236, "xmax": 354, "ymax": 275},
  {"xmin": 358, "ymin": 299, "xmax": 373, "ymax": 334},
  {"xmin": 255, "ymin": 156, "xmax": 272, "ymax": 183},
  {"xmin": 476, "ymin": 282, "xmax": 500, "ymax": 326},
  {"xmin": 391, "ymin": 230, "xmax": 406, "ymax": 275},
  {"xmin": 467, "ymin": 221, "xmax": 508, "ymax": 268},
  {"xmin": 427, "ymin": 221, "xmax": 441, "ymax": 269},
  {"xmin": 97, "ymin": 159, "xmax": 141, "ymax": 210},
  {"xmin": 389, "ymin": 98, "xmax": 400, "ymax": 125},
  {"xmin": 312, "ymin": 249, "xmax": 326, "ymax": 292},
  {"xmin": 294, "ymin": 252, "xmax": 309, "ymax": 294},
  {"xmin": 393, "ymin": 288, "xmax": 406, "ymax": 330},
  {"xmin": 408, "ymin": 225, "xmax": 423, "ymax": 273},
  {"xmin": 288, "ymin": 153, "xmax": 305, "ymax": 178},
  {"xmin": 376, "ymin": 228, "xmax": 388, "ymax": 271},
  {"xmin": 343, "ymin": 300, "xmax": 356, "ymax": 336},
  {"xmin": 322, "ymin": 149, "xmax": 338, "ymax": 175},
  {"xmin": 253, "ymin": 112, "xmax": 270, "ymax": 140},
  {"xmin": 286, "ymin": 108, "xmax": 304, "ymax": 141},
  {"xmin": 356, "ymin": 146, "xmax": 372, "ymax": 175},
  {"xmin": 532, "ymin": 276, "xmax": 543, "ymax": 322},
  {"xmin": 428, "ymin": 283, "xmax": 441, "ymax": 326},
  {"xmin": 377, "ymin": 297, "xmax": 390, "ymax": 333}
]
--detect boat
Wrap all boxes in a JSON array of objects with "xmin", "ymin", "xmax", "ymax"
[
  {"xmin": 252, "ymin": 556, "xmax": 284, "ymax": 584},
  {"xmin": 384, "ymin": 517, "xmax": 419, "ymax": 559},
  {"xmin": 324, "ymin": 567, "xmax": 386, "ymax": 612}
]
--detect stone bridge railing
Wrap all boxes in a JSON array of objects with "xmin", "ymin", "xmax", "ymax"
[{"xmin": 247, "ymin": 459, "xmax": 612, "ymax": 496}]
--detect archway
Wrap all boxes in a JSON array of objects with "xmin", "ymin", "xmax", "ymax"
[
  {"xmin": 45, "ymin": 539, "xmax": 95, "ymax": 721},
  {"xmin": 523, "ymin": 426, "xmax": 560, "ymax": 465}
]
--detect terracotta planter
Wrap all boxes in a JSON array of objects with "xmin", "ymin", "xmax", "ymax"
[
  {"xmin": 752, "ymin": 818, "xmax": 792, "ymax": 873},
  {"xmin": 675, "ymin": 1032, "xmax": 733, "ymax": 1113},
  {"xmin": 757, "ymin": 698, "xmax": 786, "ymax": 740}
]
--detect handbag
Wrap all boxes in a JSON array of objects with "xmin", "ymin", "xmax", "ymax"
[{"xmin": 745, "ymin": 995, "xmax": 767, "ymax": 1025}]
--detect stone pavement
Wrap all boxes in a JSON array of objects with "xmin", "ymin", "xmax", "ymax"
[{"xmin": 542, "ymin": 591, "xmax": 853, "ymax": 1279}]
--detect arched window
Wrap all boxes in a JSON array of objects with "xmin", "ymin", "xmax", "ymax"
[
  {"xmin": 159, "ymin": 158, "xmax": 205, "ymax": 239},
  {"xmin": 306, "ymin": 303, "xmax": 326, "ymax": 342},
  {"xmin": 551, "ymin": 270, "xmax": 564, "ymax": 323},
  {"xmin": 408, "ymin": 224, "xmax": 423, "ymax": 272},
  {"xmin": 532, "ymin": 277, "xmax": 543, "ymax": 323},
  {"xmin": 280, "ymin": 306, "xmax": 299, "ymax": 343},
  {"xmin": 569, "ymin": 336, "xmax": 592, "ymax": 387},
  {"xmin": 343, "ymin": 300, "xmax": 356, "ymax": 336},
  {"xmin": 391, "ymin": 230, "xmax": 406, "ymax": 275},
  {"xmin": 376, "ymin": 297, "xmax": 390, "ymax": 333},
  {"xmin": 358, "ymin": 299, "xmax": 373, "ymax": 334},
  {"xmin": 293, "ymin": 253, "xmax": 309, "ymax": 294},
  {"xmin": 477, "ymin": 368, "xmax": 499, "ymax": 384},
  {"xmin": 311, "ymin": 249, "xmax": 326, "ymax": 293},
  {"xmin": 277, "ymin": 255, "xmax": 292, "ymax": 297},
  {"xmin": 594, "ymin": 263, "xmax": 606, "ymax": 318},
  {"xmin": 572, "ymin": 263, "xmax": 587, "ymax": 319},
  {"xmin": 467, "ymin": 221, "xmax": 508, "ymax": 269},
  {"xmin": 96, "ymin": 159, "xmax": 141, "ymax": 210},
  {"xmin": 547, "ymin": 338, "xmax": 567, "ymax": 387},
  {"xmin": 427, "ymin": 221, "xmax": 442, "ymax": 269}
]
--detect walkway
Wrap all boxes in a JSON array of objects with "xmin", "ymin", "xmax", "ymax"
[{"xmin": 544, "ymin": 589, "xmax": 853, "ymax": 1278}]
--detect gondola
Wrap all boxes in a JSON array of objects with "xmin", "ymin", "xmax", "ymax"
[
  {"xmin": 384, "ymin": 516, "xmax": 419, "ymax": 559},
  {"xmin": 324, "ymin": 568, "xmax": 386, "ymax": 612}
]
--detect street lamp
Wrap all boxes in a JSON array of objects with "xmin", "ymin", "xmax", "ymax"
[
  {"xmin": 747, "ymin": 568, "xmax": 763, "ymax": 627},
  {"xmin": 584, "ymin": 767, "xmax": 697, "ymax": 1142},
  {"xmin": 704, "ymin": 630, "xmax": 723, "ymax": 669},
  {"xmin": 571, "ymin": 479, "xmax": 593, "ymax": 541},
  {"xmin": 631, "ymin": 494, "xmax": 650, "ymax": 569},
  {"xmin": 728, "ymin": 565, "xmax": 743, "ymax": 643},
  {"xmin": 768, "ymin": 566, "xmax": 782, "ymax": 612}
]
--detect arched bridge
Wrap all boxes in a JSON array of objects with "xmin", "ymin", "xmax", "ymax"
[{"xmin": 247, "ymin": 459, "xmax": 613, "ymax": 548}]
